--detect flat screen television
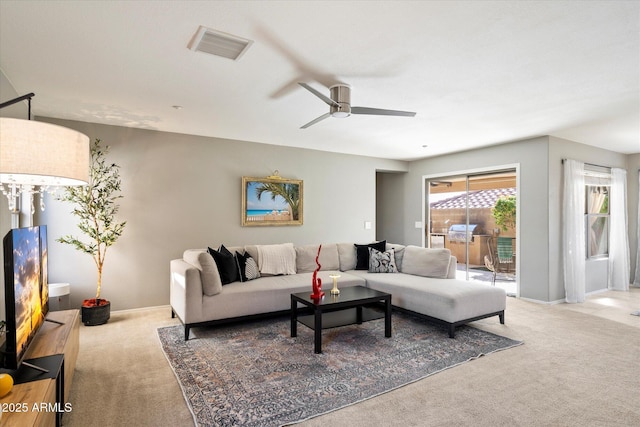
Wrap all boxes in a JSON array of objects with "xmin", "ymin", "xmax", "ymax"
[{"xmin": 1, "ymin": 225, "xmax": 49, "ymax": 370}]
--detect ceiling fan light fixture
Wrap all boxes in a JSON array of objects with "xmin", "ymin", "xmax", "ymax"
[
  {"xmin": 298, "ymin": 82, "xmax": 415, "ymax": 128},
  {"xmin": 331, "ymin": 111, "xmax": 350, "ymax": 118}
]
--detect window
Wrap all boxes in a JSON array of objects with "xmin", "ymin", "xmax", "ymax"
[{"xmin": 585, "ymin": 185, "xmax": 609, "ymax": 258}]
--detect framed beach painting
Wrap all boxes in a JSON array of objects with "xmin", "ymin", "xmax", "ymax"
[{"xmin": 242, "ymin": 175, "xmax": 303, "ymax": 226}]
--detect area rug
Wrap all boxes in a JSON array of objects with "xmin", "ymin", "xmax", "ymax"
[{"xmin": 157, "ymin": 312, "xmax": 522, "ymax": 427}]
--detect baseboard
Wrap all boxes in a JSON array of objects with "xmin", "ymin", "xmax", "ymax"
[
  {"xmin": 518, "ymin": 296, "xmax": 565, "ymax": 305},
  {"xmin": 586, "ymin": 288, "xmax": 610, "ymax": 296},
  {"xmin": 111, "ymin": 305, "xmax": 171, "ymax": 315}
]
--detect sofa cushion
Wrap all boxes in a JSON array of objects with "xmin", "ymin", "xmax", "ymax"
[
  {"xmin": 337, "ymin": 243, "xmax": 357, "ymax": 271},
  {"xmin": 198, "ymin": 271, "xmax": 366, "ymax": 323},
  {"xmin": 257, "ymin": 243, "xmax": 297, "ymax": 275},
  {"xmin": 401, "ymin": 245, "xmax": 451, "ymax": 278},
  {"xmin": 295, "ymin": 243, "xmax": 340, "ymax": 273},
  {"xmin": 355, "ymin": 240, "xmax": 386, "ymax": 270},
  {"xmin": 363, "ymin": 273, "xmax": 506, "ymax": 323},
  {"xmin": 183, "ymin": 249, "xmax": 222, "ymax": 296},
  {"xmin": 368, "ymin": 247, "xmax": 398, "ymax": 273},
  {"xmin": 208, "ymin": 245, "xmax": 239, "ymax": 284}
]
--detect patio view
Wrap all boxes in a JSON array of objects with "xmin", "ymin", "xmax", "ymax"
[{"xmin": 428, "ymin": 172, "xmax": 517, "ymax": 296}]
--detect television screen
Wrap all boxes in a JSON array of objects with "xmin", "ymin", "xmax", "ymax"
[{"xmin": 2, "ymin": 226, "xmax": 49, "ymax": 370}]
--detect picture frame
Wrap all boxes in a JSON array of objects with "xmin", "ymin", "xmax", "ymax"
[{"xmin": 242, "ymin": 175, "xmax": 303, "ymax": 226}]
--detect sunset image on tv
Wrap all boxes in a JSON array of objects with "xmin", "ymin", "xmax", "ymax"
[{"xmin": 11, "ymin": 227, "xmax": 47, "ymax": 360}]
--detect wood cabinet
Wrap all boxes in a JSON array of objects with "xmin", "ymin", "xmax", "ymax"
[{"xmin": 0, "ymin": 309, "xmax": 80, "ymax": 427}]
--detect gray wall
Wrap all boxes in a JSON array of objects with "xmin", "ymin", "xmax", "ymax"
[
  {"xmin": 398, "ymin": 136, "xmax": 634, "ymax": 303},
  {"xmin": 34, "ymin": 118, "xmax": 407, "ymax": 311},
  {"xmin": 376, "ymin": 171, "xmax": 407, "ymax": 243},
  {"xmin": 402, "ymin": 137, "xmax": 550, "ymax": 301}
]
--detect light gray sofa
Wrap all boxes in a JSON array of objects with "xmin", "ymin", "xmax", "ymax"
[{"xmin": 169, "ymin": 242, "xmax": 506, "ymax": 340}]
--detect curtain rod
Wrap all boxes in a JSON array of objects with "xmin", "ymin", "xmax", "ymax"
[{"xmin": 561, "ymin": 158, "xmax": 615, "ymax": 170}]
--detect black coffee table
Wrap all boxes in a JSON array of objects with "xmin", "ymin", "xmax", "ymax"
[{"xmin": 290, "ymin": 285, "xmax": 392, "ymax": 354}]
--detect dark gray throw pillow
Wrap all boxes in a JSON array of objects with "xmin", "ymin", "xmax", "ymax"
[
  {"xmin": 354, "ymin": 240, "xmax": 386, "ymax": 270},
  {"xmin": 208, "ymin": 245, "xmax": 239, "ymax": 285}
]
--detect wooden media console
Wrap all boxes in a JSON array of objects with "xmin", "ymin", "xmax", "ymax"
[{"xmin": 0, "ymin": 309, "xmax": 80, "ymax": 427}]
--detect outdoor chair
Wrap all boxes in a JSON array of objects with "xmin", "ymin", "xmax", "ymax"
[{"xmin": 484, "ymin": 236, "xmax": 515, "ymax": 285}]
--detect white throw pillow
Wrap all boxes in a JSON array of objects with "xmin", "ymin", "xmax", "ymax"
[{"xmin": 401, "ymin": 246, "xmax": 451, "ymax": 278}]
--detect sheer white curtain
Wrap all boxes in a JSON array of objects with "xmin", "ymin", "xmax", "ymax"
[
  {"xmin": 609, "ymin": 168, "xmax": 630, "ymax": 291},
  {"xmin": 635, "ymin": 171, "xmax": 640, "ymax": 287},
  {"xmin": 563, "ymin": 159, "xmax": 586, "ymax": 303}
]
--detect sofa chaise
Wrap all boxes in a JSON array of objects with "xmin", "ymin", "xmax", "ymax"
[{"xmin": 170, "ymin": 241, "xmax": 506, "ymax": 340}]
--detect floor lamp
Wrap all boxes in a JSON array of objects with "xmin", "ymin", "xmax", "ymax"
[{"xmin": 0, "ymin": 93, "xmax": 89, "ymax": 227}]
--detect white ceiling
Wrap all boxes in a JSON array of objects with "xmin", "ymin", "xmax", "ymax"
[{"xmin": 1, "ymin": 1, "xmax": 638, "ymax": 160}]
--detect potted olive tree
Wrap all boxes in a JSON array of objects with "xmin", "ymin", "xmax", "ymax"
[{"xmin": 57, "ymin": 138, "xmax": 126, "ymax": 325}]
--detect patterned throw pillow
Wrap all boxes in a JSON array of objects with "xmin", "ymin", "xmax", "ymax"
[
  {"xmin": 235, "ymin": 251, "xmax": 261, "ymax": 282},
  {"xmin": 368, "ymin": 247, "xmax": 398, "ymax": 273},
  {"xmin": 245, "ymin": 257, "xmax": 260, "ymax": 280}
]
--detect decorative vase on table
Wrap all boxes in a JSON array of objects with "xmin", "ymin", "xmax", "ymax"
[{"xmin": 310, "ymin": 245, "xmax": 325, "ymax": 299}]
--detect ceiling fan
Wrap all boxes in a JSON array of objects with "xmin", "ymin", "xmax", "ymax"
[{"xmin": 298, "ymin": 82, "xmax": 416, "ymax": 129}]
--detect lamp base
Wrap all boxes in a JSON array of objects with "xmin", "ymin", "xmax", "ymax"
[{"xmin": 329, "ymin": 275, "xmax": 340, "ymax": 295}]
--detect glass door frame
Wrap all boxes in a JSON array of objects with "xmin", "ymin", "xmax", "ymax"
[{"xmin": 421, "ymin": 163, "xmax": 520, "ymax": 297}]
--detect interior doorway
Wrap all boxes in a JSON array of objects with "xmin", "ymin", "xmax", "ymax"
[{"xmin": 425, "ymin": 168, "xmax": 518, "ymax": 296}]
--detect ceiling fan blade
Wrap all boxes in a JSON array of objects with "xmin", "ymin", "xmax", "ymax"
[
  {"xmin": 298, "ymin": 83, "xmax": 339, "ymax": 107},
  {"xmin": 351, "ymin": 106, "xmax": 416, "ymax": 117},
  {"xmin": 300, "ymin": 112, "xmax": 331, "ymax": 129}
]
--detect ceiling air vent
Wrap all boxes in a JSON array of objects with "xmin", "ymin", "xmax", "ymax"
[{"xmin": 188, "ymin": 26, "xmax": 253, "ymax": 61}]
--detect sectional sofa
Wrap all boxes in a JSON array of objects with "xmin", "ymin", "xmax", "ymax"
[{"xmin": 169, "ymin": 241, "xmax": 506, "ymax": 340}]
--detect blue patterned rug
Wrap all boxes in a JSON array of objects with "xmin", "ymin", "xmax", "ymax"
[{"xmin": 157, "ymin": 312, "xmax": 522, "ymax": 427}]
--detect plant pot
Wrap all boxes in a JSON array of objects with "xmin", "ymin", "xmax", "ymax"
[{"xmin": 81, "ymin": 299, "xmax": 110, "ymax": 326}]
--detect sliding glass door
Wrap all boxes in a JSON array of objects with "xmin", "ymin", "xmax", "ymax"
[{"xmin": 427, "ymin": 170, "xmax": 517, "ymax": 296}]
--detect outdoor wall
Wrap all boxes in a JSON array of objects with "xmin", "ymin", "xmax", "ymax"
[
  {"xmin": 398, "ymin": 137, "xmax": 551, "ymax": 302},
  {"xmin": 32, "ymin": 118, "xmax": 407, "ymax": 311}
]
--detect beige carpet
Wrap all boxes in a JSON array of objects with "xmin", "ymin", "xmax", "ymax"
[{"xmin": 64, "ymin": 289, "xmax": 640, "ymax": 427}]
